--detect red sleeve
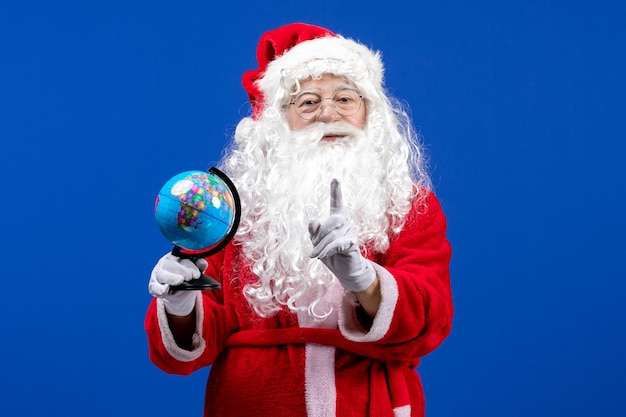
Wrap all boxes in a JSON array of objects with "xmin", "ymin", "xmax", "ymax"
[
  {"xmin": 144, "ymin": 249, "xmax": 231, "ymax": 375},
  {"xmin": 379, "ymin": 191, "xmax": 454, "ymax": 359}
]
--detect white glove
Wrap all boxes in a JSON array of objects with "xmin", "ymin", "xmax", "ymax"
[
  {"xmin": 308, "ymin": 180, "xmax": 376, "ymax": 292},
  {"xmin": 148, "ymin": 252, "xmax": 208, "ymax": 316}
]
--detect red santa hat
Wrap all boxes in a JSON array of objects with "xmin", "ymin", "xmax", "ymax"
[{"xmin": 242, "ymin": 22, "xmax": 385, "ymax": 119}]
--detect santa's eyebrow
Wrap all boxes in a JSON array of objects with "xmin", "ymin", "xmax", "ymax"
[
  {"xmin": 298, "ymin": 84, "xmax": 359, "ymax": 96},
  {"xmin": 332, "ymin": 83, "xmax": 357, "ymax": 92}
]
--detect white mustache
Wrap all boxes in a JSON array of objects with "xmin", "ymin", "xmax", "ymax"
[
  {"xmin": 291, "ymin": 122, "xmax": 363, "ymax": 144},
  {"xmin": 320, "ymin": 122, "xmax": 361, "ymax": 137}
]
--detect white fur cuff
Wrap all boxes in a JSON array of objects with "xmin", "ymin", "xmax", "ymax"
[
  {"xmin": 338, "ymin": 262, "xmax": 398, "ymax": 342},
  {"xmin": 156, "ymin": 294, "xmax": 206, "ymax": 362}
]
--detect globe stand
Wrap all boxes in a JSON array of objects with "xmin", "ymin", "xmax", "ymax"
[
  {"xmin": 157, "ymin": 167, "xmax": 242, "ymax": 291},
  {"xmin": 170, "ymin": 246, "xmax": 222, "ymax": 290}
]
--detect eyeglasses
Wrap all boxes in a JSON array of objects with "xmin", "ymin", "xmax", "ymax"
[{"xmin": 289, "ymin": 89, "xmax": 363, "ymax": 120}]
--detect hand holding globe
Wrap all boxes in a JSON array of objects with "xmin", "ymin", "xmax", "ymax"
[{"xmin": 154, "ymin": 167, "xmax": 241, "ymax": 290}]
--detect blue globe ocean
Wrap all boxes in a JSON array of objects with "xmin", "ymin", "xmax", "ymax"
[{"xmin": 154, "ymin": 170, "xmax": 237, "ymax": 252}]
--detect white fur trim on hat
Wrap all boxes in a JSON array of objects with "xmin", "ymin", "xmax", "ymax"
[{"xmin": 256, "ymin": 36, "xmax": 384, "ymax": 108}]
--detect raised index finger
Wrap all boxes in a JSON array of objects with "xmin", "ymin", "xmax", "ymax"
[{"xmin": 330, "ymin": 179, "xmax": 343, "ymax": 215}]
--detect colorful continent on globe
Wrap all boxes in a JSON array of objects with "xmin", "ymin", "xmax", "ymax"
[{"xmin": 171, "ymin": 173, "xmax": 233, "ymax": 230}]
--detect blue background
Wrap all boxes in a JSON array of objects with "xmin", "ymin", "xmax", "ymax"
[{"xmin": 1, "ymin": 1, "xmax": 625, "ymax": 416}]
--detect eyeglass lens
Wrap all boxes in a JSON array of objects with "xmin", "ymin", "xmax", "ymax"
[{"xmin": 292, "ymin": 89, "xmax": 361, "ymax": 120}]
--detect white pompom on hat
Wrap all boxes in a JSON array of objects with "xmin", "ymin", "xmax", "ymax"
[{"xmin": 242, "ymin": 22, "xmax": 385, "ymax": 119}]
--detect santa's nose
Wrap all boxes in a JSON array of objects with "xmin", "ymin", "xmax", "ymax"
[{"xmin": 316, "ymin": 102, "xmax": 341, "ymax": 122}]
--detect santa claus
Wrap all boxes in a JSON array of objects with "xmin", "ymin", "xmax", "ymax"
[{"xmin": 145, "ymin": 22, "xmax": 453, "ymax": 417}]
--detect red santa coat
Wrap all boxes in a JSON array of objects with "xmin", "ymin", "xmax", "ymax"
[{"xmin": 145, "ymin": 191, "xmax": 453, "ymax": 417}]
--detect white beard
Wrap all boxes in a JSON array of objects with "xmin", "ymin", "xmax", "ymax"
[{"xmin": 224, "ymin": 118, "xmax": 414, "ymax": 318}]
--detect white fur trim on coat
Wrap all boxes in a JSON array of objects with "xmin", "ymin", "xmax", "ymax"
[
  {"xmin": 156, "ymin": 293, "xmax": 206, "ymax": 362},
  {"xmin": 338, "ymin": 262, "xmax": 398, "ymax": 342}
]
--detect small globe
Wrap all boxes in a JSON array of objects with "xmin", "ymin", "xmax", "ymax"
[{"xmin": 154, "ymin": 169, "xmax": 238, "ymax": 253}]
